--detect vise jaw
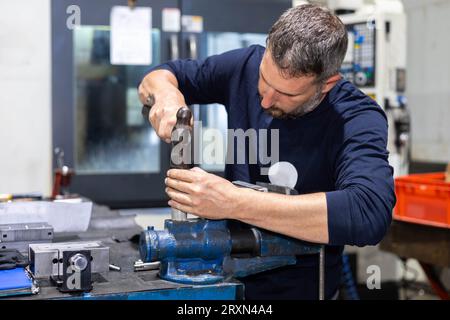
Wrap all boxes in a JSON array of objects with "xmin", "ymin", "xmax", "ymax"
[
  {"xmin": 139, "ymin": 218, "xmax": 321, "ymax": 285},
  {"xmin": 140, "ymin": 219, "xmax": 231, "ymax": 284}
]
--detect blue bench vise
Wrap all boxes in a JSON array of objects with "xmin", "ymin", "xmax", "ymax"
[
  {"xmin": 138, "ymin": 178, "xmax": 323, "ymax": 287},
  {"xmin": 139, "ymin": 218, "xmax": 321, "ymax": 285},
  {"xmin": 138, "ymin": 107, "xmax": 324, "ymax": 297}
]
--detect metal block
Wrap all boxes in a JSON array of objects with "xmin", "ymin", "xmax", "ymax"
[
  {"xmin": 0, "ymin": 223, "xmax": 53, "ymax": 243},
  {"xmin": 29, "ymin": 245, "xmax": 58, "ymax": 278},
  {"xmin": 29, "ymin": 241, "xmax": 109, "ymax": 278},
  {"xmin": 0, "ymin": 240, "xmax": 52, "ymax": 253}
]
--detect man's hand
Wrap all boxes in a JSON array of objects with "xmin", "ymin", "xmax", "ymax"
[
  {"xmin": 165, "ymin": 167, "xmax": 242, "ymax": 219},
  {"xmin": 138, "ymin": 70, "xmax": 187, "ymax": 143},
  {"xmin": 165, "ymin": 167, "xmax": 329, "ymax": 243}
]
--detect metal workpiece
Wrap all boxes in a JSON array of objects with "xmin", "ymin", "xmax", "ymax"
[
  {"xmin": 0, "ymin": 223, "xmax": 54, "ymax": 243},
  {"xmin": 0, "ymin": 223, "xmax": 54, "ymax": 253},
  {"xmin": 171, "ymin": 209, "xmax": 187, "ymax": 221},
  {"xmin": 1, "ymin": 241, "xmax": 46, "ymax": 254},
  {"xmin": 170, "ymin": 106, "xmax": 194, "ymax": 221},
  {"xmin": 29, "ymin": 241, "xmax": 109, "ymax": 278}
]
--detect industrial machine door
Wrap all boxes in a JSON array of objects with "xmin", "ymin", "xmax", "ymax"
[
  {"xmin": 52, "ymin": 0, "xmax": 291, "ymax": 208},
  {"xmin": 52, "ymin": 0, "xmax": 177, "ymax": 208}
]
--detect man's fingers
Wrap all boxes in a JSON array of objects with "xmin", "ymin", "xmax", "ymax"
[
  {"xmin": 165, "ymin": 178, "xmax": 192, "ymax": 194},
  {"xmin": 138, "ymin": 84, "xmax": 147, "ymax": 105},
  {"xmin": 167, "ymin": 169, "xmax": 198, "ymax": 182},
  {"xmin": 165, "ymin": 187, "xmax": 192, "ymax": 206},
  {"xmin": 160, "ymin": 116, "xmax": 177, "ymax": 143},
  {"xmin": 148, "ymin": 104, "xmax": 179, "ymax": 142},
  {"xmin": 152, "ymin": 118, "xmax": 169, "ymax": 143},
  {"xmin": 168, "ymin": 199, "xmax": 194, "ymax": 215},
  {"xmin": 163, "ymin": 121, "xmax": 173, "ymax": 143},
  {"xmin": 149, "ymin": 107, "xmax": 158, "ymax": 128}
]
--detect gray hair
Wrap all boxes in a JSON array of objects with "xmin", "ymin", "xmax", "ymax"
[{"xmin": 267, "ymin": 4, "xmax": 348, "ymax": 83}]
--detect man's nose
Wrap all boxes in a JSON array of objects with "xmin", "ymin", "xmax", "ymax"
[{"xmin": 261, "ymin": 87, "xmax": 277, "ymax": 109}]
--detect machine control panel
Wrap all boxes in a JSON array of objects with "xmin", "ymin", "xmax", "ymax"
[{"xmin": 341, "ymin": 22, "xmax": 376, "ymax": 87}]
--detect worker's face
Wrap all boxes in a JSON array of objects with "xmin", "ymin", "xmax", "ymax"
[{"xmin": 258, "ymin": 51, "xmax": 325, "ymax": 119}]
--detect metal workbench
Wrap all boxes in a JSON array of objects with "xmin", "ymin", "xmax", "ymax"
[
  {"xmin": 9, "ymin": 204, "xmax": 243, "ymax": 300},
  {"xmin": 380, "ymin": 220, "xmax": 450, "ymax": 299}
]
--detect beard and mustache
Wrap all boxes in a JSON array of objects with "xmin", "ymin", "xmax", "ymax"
[{"xmin": 261, "ymin": 85, "xmax": 325, "ymax": 120}]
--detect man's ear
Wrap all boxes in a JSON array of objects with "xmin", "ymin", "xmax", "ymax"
[{"xmin": 321, "ymin": 74, "xmax": 342, "ymax": 93}]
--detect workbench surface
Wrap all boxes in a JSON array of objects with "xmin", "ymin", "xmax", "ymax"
[
  {"xmin": 380, "ymin": 221, "xmax": 450, "ymax": 267},
  {"xmin": 7, "ymin": 204, "xmax": 243, "ymax": 300}
]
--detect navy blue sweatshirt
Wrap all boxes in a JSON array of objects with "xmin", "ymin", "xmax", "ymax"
[{"xmin": 149, "ymin": 45, "xmax": 396, "ymax": 299}]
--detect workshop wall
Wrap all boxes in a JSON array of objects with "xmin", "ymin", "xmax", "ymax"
[
  {"xmin": 404, "ymin": 0, "xmax": 450, "ymax": 163},
  {"xmin": 0, "ymin": 0, "xmax": 52, "ymax": 195}
]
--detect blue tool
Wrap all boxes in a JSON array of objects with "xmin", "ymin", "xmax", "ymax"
[{"xmin": 139, "ymin": 216, "xmax": 321, "ymax": 285}]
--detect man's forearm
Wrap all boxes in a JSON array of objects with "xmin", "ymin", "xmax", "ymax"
[
  {"xmin": 233, "ymin": 188, "xmax": 329, "ymax": 244},
  {"xmin": 139, "ymin": 69, "xmax": 182, "ymax": 104}
]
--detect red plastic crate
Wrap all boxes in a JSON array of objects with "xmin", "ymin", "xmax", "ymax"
[{"xmin": 394, "ymin": 172, "xmax": 450, "ymax": 229}]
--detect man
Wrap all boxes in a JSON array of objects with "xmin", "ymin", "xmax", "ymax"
[{"xmin": 138, "ymin": 4, "xmax": 395, "ymax": 299}]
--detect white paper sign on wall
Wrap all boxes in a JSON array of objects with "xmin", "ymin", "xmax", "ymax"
[
  {"xmin": 110, "ymin": 6, "xmax": 152, "ymax": 65},
  {"xmin": 162, "ymin": 8, "xmax": 181, "ymax": 32}
]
